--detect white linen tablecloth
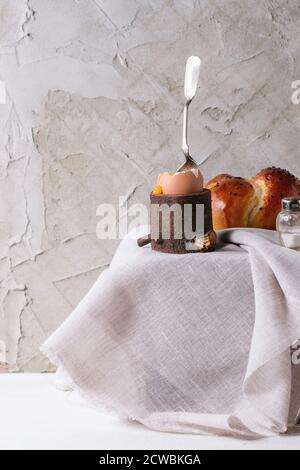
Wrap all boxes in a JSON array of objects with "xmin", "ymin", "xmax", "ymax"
[{"xmin": 42, "ymin": 228, "xmax": 300, "ymax": 437}]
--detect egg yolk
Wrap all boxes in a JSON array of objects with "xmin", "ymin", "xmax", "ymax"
[{"xmin": 152, "ymin": 184, "xmax": 163, "ymax": 195}]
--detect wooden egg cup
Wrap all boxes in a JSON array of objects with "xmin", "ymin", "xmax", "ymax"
[{"xmin": 138, "ymin": 189, "xmax": 216, "ymax": 254}]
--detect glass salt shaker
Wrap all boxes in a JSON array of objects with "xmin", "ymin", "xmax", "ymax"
[{"xmin": 276, "ymin": 198, "xmax": 300, "ymax": 251}]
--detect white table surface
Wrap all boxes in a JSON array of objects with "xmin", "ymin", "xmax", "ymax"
[{"xmin": 0, "ymin": 373, "xmax": 299, "ymax": 450}]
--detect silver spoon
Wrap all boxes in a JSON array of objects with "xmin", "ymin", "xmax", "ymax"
[
  {"xmin": 177, "ymin": 56, "xmax": 201, "ymax": 172},
  {"xmin": 137, "ymin": 57, "xmax": 203, "ymax": 248}
]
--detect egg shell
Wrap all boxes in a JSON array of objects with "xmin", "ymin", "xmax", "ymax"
[{"xmin": 158, "ymin": 170, "xmax": 203, "ymax": 195}]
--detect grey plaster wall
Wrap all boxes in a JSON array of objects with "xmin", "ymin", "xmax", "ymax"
[{"xmin": 0, "ymin": 0, "xmax": 300, "ymax": 371}]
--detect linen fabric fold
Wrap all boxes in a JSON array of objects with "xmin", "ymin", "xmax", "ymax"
[{"xmin": 42, "ymin": 228, "xmax": 300, "ymax": 437}]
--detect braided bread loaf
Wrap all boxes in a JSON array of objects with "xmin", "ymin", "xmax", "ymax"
[{"xmin": 206, "ymin": 167, "xmax": 300, "ymax": 230}]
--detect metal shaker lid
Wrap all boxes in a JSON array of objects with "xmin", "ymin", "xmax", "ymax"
[{"xmin": 282, "ymin": 197, "xmax": 300, "ymax": 211}]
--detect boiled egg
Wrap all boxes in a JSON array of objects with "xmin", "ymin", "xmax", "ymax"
[{"xmin": 153, "ymin": 169, "xmax": 203, "ymax": 195}]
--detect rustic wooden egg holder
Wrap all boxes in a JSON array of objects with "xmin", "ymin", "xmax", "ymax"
[{"xmin": 138, "ymin": 189, "xmax": 216, "ymax": 254}]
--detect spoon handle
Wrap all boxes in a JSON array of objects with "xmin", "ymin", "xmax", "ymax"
[
  {"xmin": 181, "ymin": 56, "xmax": 201, "ymax": 160},
  {"xmin": 182, "ymin": 102, "xmax": 190, "ymax": 158},
  {"xmin": 184, "ymin": 56, "xmax": 201, "ymax": 101}
]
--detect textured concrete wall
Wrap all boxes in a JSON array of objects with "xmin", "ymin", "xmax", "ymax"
[{"xmin": 1, "ymin": 0, "xmax": 300, "ymax": 371}]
